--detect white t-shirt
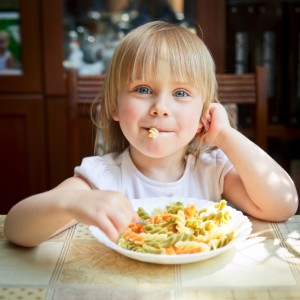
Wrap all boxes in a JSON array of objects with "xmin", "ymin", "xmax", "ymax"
[{"xmin": 74, "ymin": 148, "xmax": 233, "ymax": 202}]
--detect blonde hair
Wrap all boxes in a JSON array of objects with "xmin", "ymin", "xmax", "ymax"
[{"xmin": 95, "ymin": 21, "xmax": 217, "ymax": 156}]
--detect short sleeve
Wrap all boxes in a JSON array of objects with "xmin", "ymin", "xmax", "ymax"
[
  {"xmin": 193, "ymin": 149, "xmax": 233, "ymax": 201},
  {"xmin": 74, "ymin": 155, "xmax": 122, "ymax": 191}
]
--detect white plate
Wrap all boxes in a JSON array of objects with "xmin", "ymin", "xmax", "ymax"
[{"xmin": 89, "ymin": 197, "xmax": 252, "ymax": 265}]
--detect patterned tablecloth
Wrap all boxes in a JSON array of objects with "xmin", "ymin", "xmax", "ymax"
[{"xmin": 0, "ymin": 214, "xmax": 300, "ymax": 300}]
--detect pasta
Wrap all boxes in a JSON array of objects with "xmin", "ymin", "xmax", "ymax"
[
  {"xmin": 117, "ymin": 200, "xmax": 235, "ymax": 255},
  {"xmin": 148, "ymin": 128, "xmax": 159, "ymax": 139}
]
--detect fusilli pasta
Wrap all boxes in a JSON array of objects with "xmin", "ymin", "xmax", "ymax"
[{"xmin": 117, "ymin": 200, "xmax": 235, "ymax": 255}]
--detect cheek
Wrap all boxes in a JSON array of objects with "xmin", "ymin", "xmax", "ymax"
[
  {"xmin": 180, "ymin": 105, "xmax": 203, "ymax": 132},
  {"xmin": 117, "ymin": 102, "xmax": 142, "ymax": 125},
  {"xmin": 114, "ymin": 93, "xmax": 142, "ymax": 122}
]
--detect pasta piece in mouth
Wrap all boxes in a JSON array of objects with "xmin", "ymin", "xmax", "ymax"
[{"xmin": 148, "ymin": 128, "xmax": 159, "ymax": 139}]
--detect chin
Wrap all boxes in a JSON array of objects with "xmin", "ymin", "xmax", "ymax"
[{"xmin": 138, "ymin": 144, "xmax": 186, "ymax": 159}]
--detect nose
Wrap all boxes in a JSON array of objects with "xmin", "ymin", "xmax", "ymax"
[{"xmin": 149, "ymin": 94, "xmax": 170, "ymax": 117}]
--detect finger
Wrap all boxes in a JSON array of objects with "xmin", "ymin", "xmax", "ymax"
[
  {"xmin": 112, "ymin": 194, "xmax": 138, "ymax": 224},
  {"xmin": 95, "ymin": 214, "xmax": 120, "ymax": 242},
  {"xmin": 109, "ymin": 192, "xmax": 133, "ymax": 212},
  {"xmin": 109, "ymin": 209, "xmax": 136, "ymax": 233}
]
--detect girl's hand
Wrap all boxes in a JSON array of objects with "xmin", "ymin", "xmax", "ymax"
[
  {"xmin": 200, "ymin": 103, "xmax": 232, "ymax": 147},
  {"xmin": 65, "ymin": 190, "xmax": 138, "ymax": 241}
]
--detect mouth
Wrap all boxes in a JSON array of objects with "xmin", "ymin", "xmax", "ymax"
[
  {"xmin": 148, "ymin": 128, "xmax": 159, "ymax": 139},
  {"xmin": 143, "ymin": 126, "xmax": 174, "ymax": 137}
]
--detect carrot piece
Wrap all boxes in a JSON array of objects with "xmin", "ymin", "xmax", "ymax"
[
  {"xmin": 129, "ymin": 223, "xmax": 145, "ymax": 233},
  {"xmin": 166, "ymin": 246, "xmax": 176, "ymax": 255},
  {"xmin": 162, "ymin": 214, "xmax": 171, "ymax": 221},
  {"xmin": 151, "ymin": 215, "xmax": 162, "ymax": 224},
  {"xmin": 184, "ymin": 205, "xmax": 196, "ymax": 218},
  {"xmin": 175, "ymin": 247, "xmax": 203, "ymax": 254},
  {"xmin": 123, "ymin": 230, "xmax": 145, "ymax": 244}
]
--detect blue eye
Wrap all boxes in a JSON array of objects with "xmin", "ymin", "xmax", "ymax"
[
  {"xmin": 136, "ymin": 86, "xmax": 151, "ymax": 94},
  {"xmin": 174, "ymin": 90, "xmax": 188, "ymax": 97}
]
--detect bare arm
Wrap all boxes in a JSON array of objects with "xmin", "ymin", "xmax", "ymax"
[
  {"xmin": 4, "ymin": 177, "xmax": 137, "ymax": 247},
  {"xmin": 201, "ymin": 103, "xmax": 298, "ymax": 221}
]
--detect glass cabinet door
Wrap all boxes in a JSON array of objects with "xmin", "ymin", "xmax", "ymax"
[
  {"xmin": 41, "ymin": 0, "xmax": 225, "ymax": 94},
  {"xmin": 62, "ymin": 0, "xmax": 196, "ymax": 75},
  {"xmin": 0, "ymin": 2, "xmax": 21, "ymax": 75},
  {"xmin": 0, "ymin": 0, "xmax": 42, "ymax": 92}
]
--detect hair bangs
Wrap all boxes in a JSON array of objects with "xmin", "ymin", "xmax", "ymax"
[
  {"xmin": 130, "ymin": 37, "xmax": 161, "ymax": 82},
  {"xmin": 117, "ymin": 25, "xmax": 205, "ymax": 88}
]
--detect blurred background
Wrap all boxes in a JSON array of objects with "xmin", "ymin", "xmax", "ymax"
[{"xmin": 0, "ymin": 0, "xmax": 299, "ymax": 213}]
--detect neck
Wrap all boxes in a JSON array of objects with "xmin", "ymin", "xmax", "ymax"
[{"xmin": 129, "ymin": 147, "xmax": 187, "ymax": 182}]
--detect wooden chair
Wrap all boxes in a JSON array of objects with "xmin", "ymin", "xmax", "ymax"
[
  {"xmin": 66, "ymin": 68, "xmax": 105, "ymax": 175},
  {"xmin": 66, "ymin": 66, "xmax": 268, "ymax": 174},
  {"xmin": 217, "ymin": 66, "xmax": 268, "ymax": 150}
]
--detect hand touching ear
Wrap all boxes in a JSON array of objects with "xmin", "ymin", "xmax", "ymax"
[{"xmin": 200, "ymin": 103, "xmax": 231, "ymax": 147}]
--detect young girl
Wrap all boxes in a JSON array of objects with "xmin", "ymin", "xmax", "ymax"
[{"xmin": 4, "ymin": 21, "xmax": 298, "ymax": 247}]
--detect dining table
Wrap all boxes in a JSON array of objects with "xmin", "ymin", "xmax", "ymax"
[{"xmin": 0, "ymin": 213, "xmax": 300, "ymax": 300}]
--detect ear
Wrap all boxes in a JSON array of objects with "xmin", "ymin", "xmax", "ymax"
[
  {"xmin": 196, "ymin": 110, "xmax": 207, "ymax": 135},
  {"xmin": 197, "ymin": 106, "xmax": 209, "ymax": 134},
  {"xmin": 111, "ymin": 110, "xmax": 119, "ymax": 121},
  {"xmin": 197, "ymin": 122, "xmax": 204, "ymax": 134}
]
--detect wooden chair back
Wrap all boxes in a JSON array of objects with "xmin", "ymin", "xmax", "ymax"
[
  {"xmin": 66, "ymin": 66, "xmax": 268, "ymax": 174},
  {"xmin": 66, "ymin": 68, "xmax": 105, "ymax": 175},
  {"xmin": 217, "ymin": 66, "xmax": 268, "ymax": 149}
]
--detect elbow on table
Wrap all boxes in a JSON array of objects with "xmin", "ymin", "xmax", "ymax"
[
  {"xmin": 3, "ymin": 222, "xmax": 40, "ymax": 248},
  {"xmin": 285, "ymin": 188, "xmax": 299, "ymax": 218},
  {"xmin": 265, "ymin": 193, "xmax": 299, "ymax": 222},
  {"xmin": 4, "ymin": 232, "xmax": 40, "ymax": 248}
]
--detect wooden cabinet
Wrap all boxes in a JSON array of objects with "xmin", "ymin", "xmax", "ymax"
[
  {"xmin": 41, "ymin": 1, "xmax": 65, "ymax": 96},
  {"xmin": 0, "ymin": 0, "xmax": 47, "ymax": 213},
  {"xmin": 195, "ymin": 0, "xmax": 226, "ymax": 72},
  {"xmin": 0, "ymin": 1, "xmax": 71, "ymax": 213},
  {"xmin": 225, "ymin": 0, "xmax": 300, "ymax": 199},
  {"xmin": 0, "ymin": 0, "xmax": 299, "ymax": 213},
  {"xmin": 0, "ymin": 95, "xmax": 47, "ymax": 213}
]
